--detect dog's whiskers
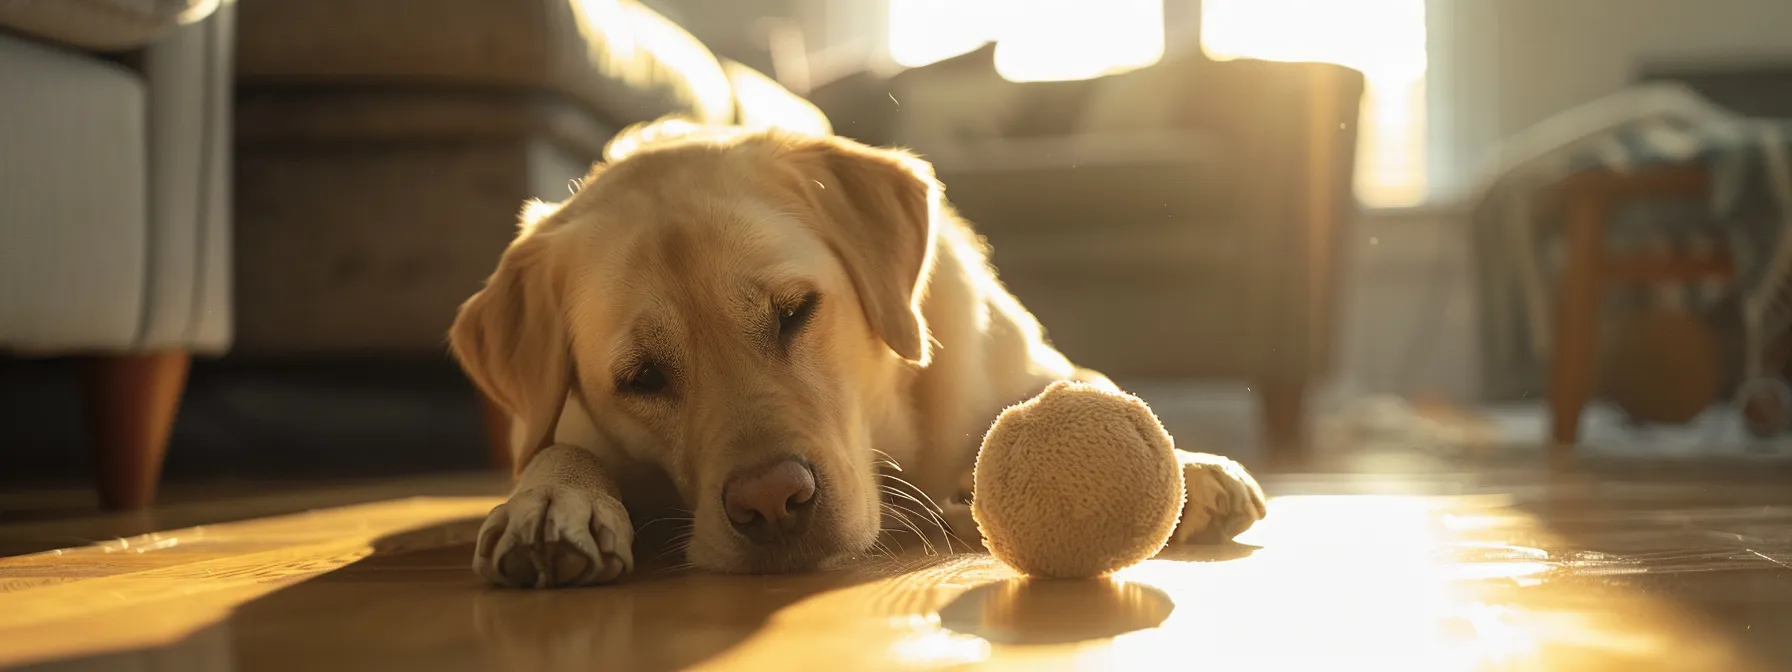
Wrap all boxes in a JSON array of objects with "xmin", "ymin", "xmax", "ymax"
[
  {"xmin": 878, "ymin": 485, "xmax": 954, "ymax": 544},
  {"xmin": 878, "ymin": 501, "xmax": 928, "ymax": 547},
  {"xmin": 874, "ymin": 523, "xmax": 910, "ymax": 556},
  {"xmin": 868, "ymin": 538, "xmax": 895, "ymax": 560},
  {"xmin": 870, "ymin": 448, "xmax": 904, "ymax": 472},
  {"xmin": 635, "ymin": 516, "xmax": 695, "ymax": 533},
  {"xmin": 878, "ymin": 472, "xmax": 955, "ymax": 519},
  {"xmin": 645, "ymin": 518, "xmax": 698, "ymax": 565},
  {"xmin": 880, "ymin": 501, "xmax": 939, "ymax": 555},
  {"xmin": 876, "ymin": 475, "xmax": 969, "ymax": 552},
  {"xmin": 877, "ymin": 484, "xmax": 945, "ymax": 521},
  {"xmin": 866, "ymin": 450, "xmax": 970, "ymax": 554}
]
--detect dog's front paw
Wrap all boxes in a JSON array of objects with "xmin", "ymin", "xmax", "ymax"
[
  {"xmin": 1170, "ymin": 454, "xmax": 1267, "ymax": 544},
  {"xmin": 474, "ymin": 486, "xmax": 634, "ymax": 589}
]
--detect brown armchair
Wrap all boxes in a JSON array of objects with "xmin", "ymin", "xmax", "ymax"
[{"xmin": 812, "ymin": 49, "xmax": 1365, "ymax": 463}]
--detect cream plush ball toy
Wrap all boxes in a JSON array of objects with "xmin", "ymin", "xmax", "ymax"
[{"xmin": 971, "ymin": 381, "xmax": 1187, "ymax": 578}]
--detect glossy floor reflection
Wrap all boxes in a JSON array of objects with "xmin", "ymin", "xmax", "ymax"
[
  {"xmin": 2, "ymin": 470, "xmax": 1789, "ymax": 671},
  {"xmin": 937, "ymin": 578, "xmax": 1176, "ymax": 645}
]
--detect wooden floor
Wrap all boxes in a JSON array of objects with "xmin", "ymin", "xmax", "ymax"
[{"xmin": 3, "ymin": 467, "xmax": 1791, "ymax": 671}]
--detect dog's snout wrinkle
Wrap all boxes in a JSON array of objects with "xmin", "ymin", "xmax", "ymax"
[{"xmin": 723, "ymin": 458, "xmax": 817, "ymax": 544}]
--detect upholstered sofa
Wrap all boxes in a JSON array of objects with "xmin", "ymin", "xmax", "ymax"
[
  {"xmin": 224, "ymin": 0, "xmax": 829, "ymax": 471},
  {"xmin": 229, "ymin": 0, "xmax": 829, "ymax": 357}
]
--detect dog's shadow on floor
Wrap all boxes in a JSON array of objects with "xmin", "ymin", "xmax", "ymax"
[
  {"xmin": 217, "ymin": 517, "xmax": 949, "ymax": 671},
  {"xmin": 40, "ymin": 518, "xmax": 1260, "ymax": 671}
]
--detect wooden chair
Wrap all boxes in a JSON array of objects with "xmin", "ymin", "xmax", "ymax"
[{"xmin": 1548, "ymin": 165, "xmax": 1733, "ymax": 456}]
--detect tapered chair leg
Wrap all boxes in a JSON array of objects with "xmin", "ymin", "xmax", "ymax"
[{"xmin": 83, "ymin": 351, "xmax": 190, "ymax": 510}]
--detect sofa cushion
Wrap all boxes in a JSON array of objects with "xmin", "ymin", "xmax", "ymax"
[
  {"xmin": 0, "ymin": 34, "xmax": 148, "ymax": 353},
  {"xmin": 0, "ymin": 0, "xmax": 217, "ymax": 51},
  {"xmin": 236, "ymin": 0, "xmax": 735, "ymax": 127}
]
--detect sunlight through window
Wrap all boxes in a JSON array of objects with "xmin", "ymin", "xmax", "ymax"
[
  {"xmin": 887, "ymin": 0, "xmax": 1165, "ymax": 83},
  {"xmin": 991, "ymin": 0, "xmax": 1164, "ymax": 83},
  {"xmin": 887, "ymin": 0, "xmax": 994, "ymax": 68},
  {"xmin": 1203, "ymin": 0, "xmax": 1429, "ymax": 208},
  {"xmin": 886, "ymin": 0, "xmax": 1423, "ymax": 206}
]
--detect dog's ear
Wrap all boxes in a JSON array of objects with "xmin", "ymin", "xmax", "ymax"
[
  {"xmin": 784, "ymin": 136, "xmax": 938, "ymax": 365},
  {"xmin": 450, "ymin": 200, "xmax": 573, "ymax": 474}
]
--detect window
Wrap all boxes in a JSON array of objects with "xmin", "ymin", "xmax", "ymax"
[
  {"xmin": 887, "ymin": 0, "xmax": 1166, "ymax": 83},
  {"xmin": 886, "ymin": 0, "xmax": 1426, "ymax": 207},
  {"xmin": 1202, "ymin": 0, "xmax": 1429, "ymax": 208}
]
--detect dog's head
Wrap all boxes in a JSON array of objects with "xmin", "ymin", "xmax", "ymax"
[{"xmin": 450, "ymin": 122, "xmax": 938, "ymax": 572}]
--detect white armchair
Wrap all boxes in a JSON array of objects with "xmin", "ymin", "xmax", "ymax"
[{"xmin": 0, "ymin": 0, "xmax": 235, "ymax": 509}]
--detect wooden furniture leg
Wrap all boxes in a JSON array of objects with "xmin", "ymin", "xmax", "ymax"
[
  {"xmin": 1546, "ymin": 167, "xmax": 1715, "ymax": 460},
  {"xmin": 1257, "ymin": 380, "xmax": 1308, "ymax": 469},
  {"xmin": 478, "ymin": 393, "xmax": 514, "ymax": 474},
  {"xmin": 82, "ymin": 351, "xmax": 190, "ymax": 510},
  {"xmin": 1549, "ymin": 191, "xmax": 1606, "ymax": 454}
]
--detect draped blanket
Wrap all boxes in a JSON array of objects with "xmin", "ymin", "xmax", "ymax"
[{"xmin": 1471, "ymin": 84, "xmax": 1792, "ymax": 401}]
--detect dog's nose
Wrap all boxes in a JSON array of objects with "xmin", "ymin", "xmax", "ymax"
[{"xmin": 723, "ymin": 459, "xmax": 817, "ymax": 543}]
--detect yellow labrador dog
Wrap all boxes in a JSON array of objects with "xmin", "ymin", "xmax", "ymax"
[{"xmin": 451, "ymin": 121, "xmax": 1266, "ymax": 588}]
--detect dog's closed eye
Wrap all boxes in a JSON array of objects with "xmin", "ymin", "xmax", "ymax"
[
  {"xmin": 777, "ymin": 291, "xmax": 821, "ymax": 344},
  {"xmin": 620, "ymin": 360, "xmax": 670, "ymax": 395}
]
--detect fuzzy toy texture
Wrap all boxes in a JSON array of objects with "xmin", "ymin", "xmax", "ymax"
[{"xmin": 971, "ymin": 381, "xmax": 1184, "ymax": 578}]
